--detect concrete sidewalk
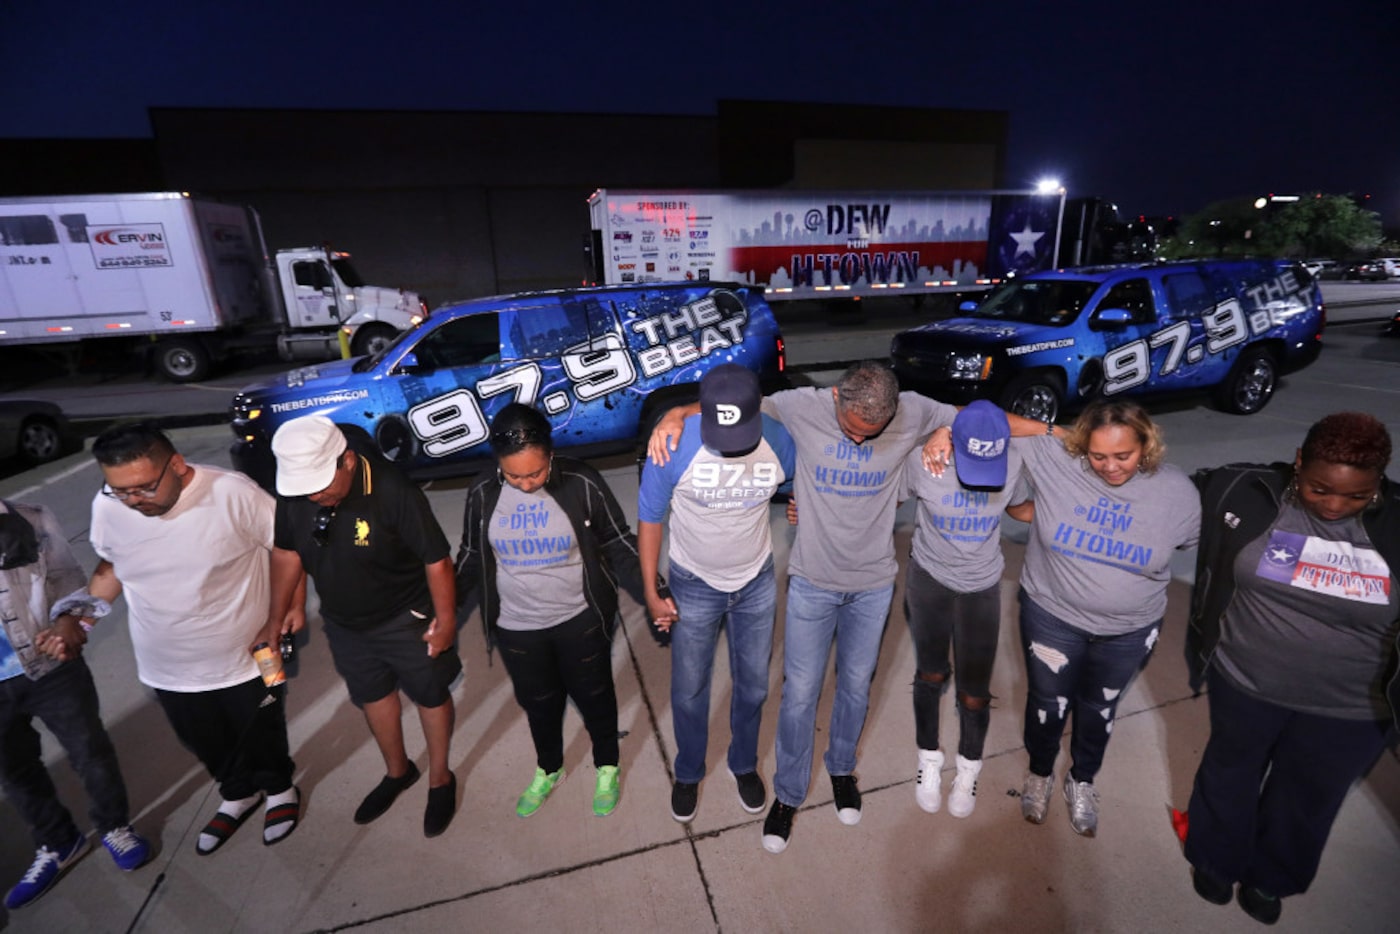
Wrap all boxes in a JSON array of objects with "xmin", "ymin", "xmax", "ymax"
[{"xmin": 1, "ymin": 425, "xmax": 1397, "ymax": 933}]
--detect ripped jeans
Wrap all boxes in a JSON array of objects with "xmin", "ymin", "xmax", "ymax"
[{"xmin": 1018, "ymin": 589, "xmax": 1160, "ymax": 784}]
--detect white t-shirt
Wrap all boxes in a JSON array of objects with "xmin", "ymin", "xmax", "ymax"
[{"xmin": 90, "ymin": 464, "xmax": 273, "ymax": 691}]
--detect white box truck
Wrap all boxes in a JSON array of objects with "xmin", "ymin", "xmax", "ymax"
[
  {"xmin": 0, "ymin": 192, "xmax": 425, "ymax": 381},
  {"xmin": 587, "ymin": 188, "xmax": 1070, "ymax": 303}
]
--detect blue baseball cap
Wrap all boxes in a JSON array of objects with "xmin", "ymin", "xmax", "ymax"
[
  {"xmin": 952, "ymin": 400, "xmax": 1010, "ymax": 488},
  {"xmin": 700, "ymin": 364, "xmax": 762, "ymax": 455}
]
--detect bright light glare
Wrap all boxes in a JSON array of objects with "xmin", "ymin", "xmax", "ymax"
[{"xmin": 1035, "ymin": 178, "xmax": 1062, "ymax": 195}]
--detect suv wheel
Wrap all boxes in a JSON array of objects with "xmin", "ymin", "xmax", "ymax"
[
  {"xmin": 1000, "ymin": 373, "xmax": 1063, "ymax": 423},
  {"xmin": 1214, "ymin": 348, "xmax": 1277, "ymax": 415}
]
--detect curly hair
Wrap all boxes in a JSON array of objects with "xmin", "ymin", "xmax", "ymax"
[
  {"xmin": 488, "ymin": 403, "xmax": 553, "ymax": 459},
  {"xmin": 1299, "ymin": 412, "xmax": 1391, "ymax": 473},
  {"xmin": 834, "ymin": 360, "xmax": 900, "ymax": 426},
  {"xmin": 1061, "ymin": 399, "xmax": 1166, "ymax": 474}
]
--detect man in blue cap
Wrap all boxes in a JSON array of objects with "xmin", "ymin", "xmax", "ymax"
[{"xmin": 638, "ymin": 364, "xmax": 796, "ymax": 823}]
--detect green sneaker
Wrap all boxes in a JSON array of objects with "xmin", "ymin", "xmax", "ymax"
[
  {"xmin": 516, "ymin": 767, "xmax": 564, "ymax": 818},
  {"xmin": 593, "ymin": 765, "xmax": 621, "ymax": 817}
]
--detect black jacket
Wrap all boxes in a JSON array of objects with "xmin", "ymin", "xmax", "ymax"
[
  {"xmin": 453, "ymin": 456, "xmax": 646, "ymax": 657},
  {"xmin": 1187, "ymin": 462, "xmax": 1400, "ymax": 729}
]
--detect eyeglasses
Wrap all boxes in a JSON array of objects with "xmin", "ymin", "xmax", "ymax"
[
  {"xmin": 101, "ymin": 457, "xmax": 173, "ymax": 500},
  {"xmin": 312, "ymin": 507, "xmax": 336, "ymax": 547}
]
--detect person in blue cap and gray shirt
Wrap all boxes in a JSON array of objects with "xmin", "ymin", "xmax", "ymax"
[
  {"xmin": 638, "ymin": 364, "xmax": 796, "ymax": 824},
  {"xmin": 899, "ymin": 400, "xmax": 1033, "ymax": 818}
]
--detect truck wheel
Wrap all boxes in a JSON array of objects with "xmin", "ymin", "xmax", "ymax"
[
  {"xmin": 1000, "ymin": 373, "xmax": 1063, "ymax": 423},
  {"xmin": 351, "ymin": 324, "xmax": 397, "ymax": 358},
  {"xmin": 17, "ymin": 417, "xmax": 64, "ymax": 466},
  {"xmin": 1214, "ymin": 348, "xmax": 1277, "ymax": 415},
  {"xmin": 154, "ymin": 338, "xmax": 211, "ymax": 382}
]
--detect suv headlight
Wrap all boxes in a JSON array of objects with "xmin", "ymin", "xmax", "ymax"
[{"xmin": 947, "ymin": 351, "xmax": 992, "ymax": 380}]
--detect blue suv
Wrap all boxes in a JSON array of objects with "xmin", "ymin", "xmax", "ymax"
[
  {"xmin": 890, "ymin": 259, "xmax": 1324, "ymax": 421},
  {"xmin": 230, "ymin": 282, "xmax": 785, "ymax": 487}
]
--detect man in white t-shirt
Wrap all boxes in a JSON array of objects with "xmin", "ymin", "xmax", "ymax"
[{"xmin": 79, "ymin": 424, "xmax": 305, "ymax": 855}]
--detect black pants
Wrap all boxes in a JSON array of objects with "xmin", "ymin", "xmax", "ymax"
[
  {"xmin": 1185, "ymin": 667, "xmax": 1391, "ymax": 896},
  {"xmin": 496, "ymin": 609, "xmax": 618, "ymax": 773},
  {"xmin": 0, "ymin": 659, "xmax": 131, "ymax": 849},
  {"xmin": 155, "ymin": 676, "xmax": 295, "ymax": 801},
  {"xmin": 904, "ymin": 563, "xmax": 1000, "ymax": 759}
]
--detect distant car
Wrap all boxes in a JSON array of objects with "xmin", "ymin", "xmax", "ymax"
[
  {"xmin": 890, "ymin": 258, "xmax": 1325, "ymax": 422},
  {"xmin": 0, "ymin": 399, "xmax": 78, "ymax": 466},
  {"xmin": 1376, "ymin": 258, "xmax": 1400, "ymax": 278},
  {"xmin": 230, "ymin": 282, "xmax": 787, "ymax": 488},
  {"xmin": 1344, "ymin": 260, "xmax": 1388, "ymax": 281},
  {"xmin": 1302, "ymin": 259, "xmax": 1337, "ymax": 278}
]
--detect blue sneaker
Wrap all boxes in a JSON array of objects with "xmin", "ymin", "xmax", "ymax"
[
  {"xmin": 4, "ymin": 834, "xmax": 90, "ymax": 910},
  {"xmin": 102, "ymin": 825, "xmax": 153, "ymax": 871}
]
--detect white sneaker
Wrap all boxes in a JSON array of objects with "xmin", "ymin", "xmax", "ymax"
[
  {"xmin": 947, "ymin": 755, "xmax": 982, "ymax": 818},
  {"xmin": 915, "ymin": 749, "xmax": 944, "ymax": 813}
]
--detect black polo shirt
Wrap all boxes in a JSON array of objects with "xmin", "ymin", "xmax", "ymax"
[{"xmin": 275, "ymin": 442, "xmax": 450, "ymax": 631}]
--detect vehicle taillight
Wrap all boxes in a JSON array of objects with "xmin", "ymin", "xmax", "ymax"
[{"xmin": 775, "ymin": 336, "xmax": 786, "ymax": 373}]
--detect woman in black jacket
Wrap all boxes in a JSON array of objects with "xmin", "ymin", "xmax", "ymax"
[
  {"xmin": 1184, "ymin": 411, "xmax": 1400, "ymax": 925},
  {"xmin": 455, "ymin": 404, "xmax": 646, "ymax": 820}
]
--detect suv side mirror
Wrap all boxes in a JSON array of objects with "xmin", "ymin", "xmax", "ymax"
[
  {"xmin": 392, "ymin": 351, "xmax": 426, "ymax": 374},
  {"xmin": 1090, "ymin": 307, "xmax": 1134, "ymax": 330}
]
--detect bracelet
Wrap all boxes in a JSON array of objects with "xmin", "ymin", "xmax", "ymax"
[
  {"xmin": 1045, "ymin": 421, "xmax": 1055, "ymax": 436},
  {"xmin": 77, "ymin": 619, "xmax": 94, "ymax": 634}
]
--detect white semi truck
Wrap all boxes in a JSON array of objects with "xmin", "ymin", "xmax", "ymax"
[{"xmin": 0, "ymin": 192, "xmax": 425, "ymax": 381}]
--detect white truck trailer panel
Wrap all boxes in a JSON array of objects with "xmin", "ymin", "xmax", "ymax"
[
  {"xmin": 0, "ymin": 193, "xmax": 263, "ymax": 343},
  {"xmin": 588, "ymin": 189, "xmax": 1064, "ymax": 300}
]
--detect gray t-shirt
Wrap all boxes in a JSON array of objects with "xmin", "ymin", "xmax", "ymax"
[
  {"xmin": 489, "ymin": 484, "xmax": 589, "ymax": 631},
  {"xmin": 900, "ymin": 439, "xmax": 1030, "ymax": 593},
  {"xmin": 765, "ymin": 388, "xmax": 956, "ymax": 592},
  {"xmin": 1215, "ymin": 500, "xmax": 1399, "ymax": 720},
  {"xmin": 1019, "ymin": 435, "xmax": 1200, "ymax": 635}
]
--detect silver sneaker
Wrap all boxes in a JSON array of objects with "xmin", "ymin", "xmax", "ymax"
[
  {"xmin": 1021, "ymin": 772, "xmax": 1054, "ymax": 824},
  {"xmin": 1063, "ymin": 775, "xmax": 1099, "ymax": 837}
]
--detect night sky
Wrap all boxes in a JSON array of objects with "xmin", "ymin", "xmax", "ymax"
[{"xmin": 3, "ymin": 0, "xmax": 1395, "ymax": 225}]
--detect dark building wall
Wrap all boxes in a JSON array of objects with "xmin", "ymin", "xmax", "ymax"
[{"xmin": 1, "ymin": 103, "xmax": 1006, "ymax": 305}]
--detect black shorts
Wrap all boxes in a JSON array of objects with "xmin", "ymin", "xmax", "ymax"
[{"xmin": 324, "ymin": 607, "xmax": 462, "ymax": 708}]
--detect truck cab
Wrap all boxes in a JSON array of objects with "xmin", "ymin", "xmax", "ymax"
[{"xmin": 272, "ymin": 248, "xmax": 424, "ymax": 359}]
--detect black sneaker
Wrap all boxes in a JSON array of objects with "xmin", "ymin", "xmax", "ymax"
[
  {"xmin": 423, "ymin": 772, "xmax": 457, "ymax": 838},
  {"xmin": 730, "ymin": 769, "xmax": 766, "ymax": 814},
  {"xmin": 761, "ymin": 801, "xmax": 795, "ymax": 853},
  {"xmin": 831, "ymin": 773, "xmax": 862, "ymax": 825},
  {"xmin": 1237, "ymin": 885, "xmax": 1282, "ymax": 925},
  {"xmin": 670, "ymin": 781, "xmax": 699, "ymax": 823},
  {"xmin": 1192, "ymin": 867, "xmax": 1233, "ymax": 906}
]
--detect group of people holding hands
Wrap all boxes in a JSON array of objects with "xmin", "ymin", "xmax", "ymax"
[{"xmin": 2, "ymin": 359, "xmax": 1395, "ymax": 928}]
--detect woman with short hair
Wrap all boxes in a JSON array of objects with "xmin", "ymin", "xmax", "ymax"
[{"xmin": 1183, "ymin": 412, "xmax": 1399, "ymax": 925}]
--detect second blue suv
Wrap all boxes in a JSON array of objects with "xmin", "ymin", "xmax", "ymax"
[{"xmin": 891, "ymin": 259, "xmax": 1324, "ymax": 421}]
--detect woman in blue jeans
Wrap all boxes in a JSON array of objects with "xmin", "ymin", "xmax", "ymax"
[{"xmin": 1013, "ymin": 400, "xmax": 1199, "ymax": 837}]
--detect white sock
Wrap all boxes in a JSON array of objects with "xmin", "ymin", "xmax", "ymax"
[
  {"xmin": 197, "ymin": 793, "xmax": 260, "ymax": 852},
  {"xmin": 263, "ymin": 787, "xmax": 300, "ymax": 844}
]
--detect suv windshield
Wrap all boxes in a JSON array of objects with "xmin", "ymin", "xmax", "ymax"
[{"xmin": 971, "ymin": 279, "xmax": 1099, "ymax": 327}]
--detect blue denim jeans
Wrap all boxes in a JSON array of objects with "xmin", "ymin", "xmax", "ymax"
[
  {"xmin": 668, "ymin": 557, "xmax": 777, "ymax": 784},
  {"xmin": 0, "ymin": 659, "xmax": 131, "ymax": 850},
  {"xmin": 1018, "ymin": 589, "xmax": 1160, "ymax": 783},
  {"xmin": 773, "ymin": 574, "xmax": 895, "ymax": 806}
]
